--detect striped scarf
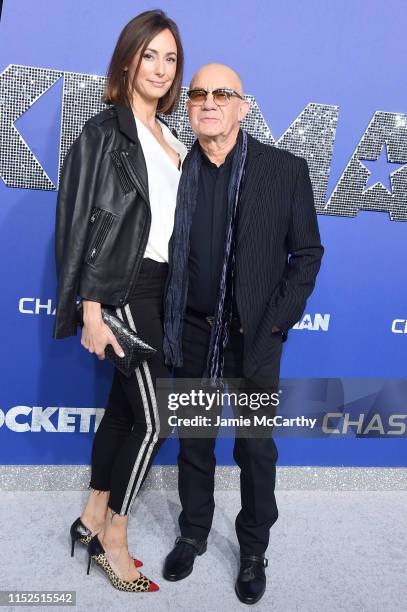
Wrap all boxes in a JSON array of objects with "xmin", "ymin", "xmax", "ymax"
[{"xmin": 163, "ymin": 129, "xmax": 248, "ymax": 386}]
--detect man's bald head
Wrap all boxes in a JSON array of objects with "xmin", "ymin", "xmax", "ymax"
[
  {"xmin": 189, "ymin": 63, "xmax": 244, "ymax": 95},
  {"xmin": 186, "ymin": 62, "xmax": 250, "ymax": 145}
]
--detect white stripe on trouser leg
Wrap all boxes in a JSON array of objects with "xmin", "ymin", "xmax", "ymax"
[
  {"xmin": 124, "ymin": 303, "xmax": 137, "ymax": 331},
  {"xmin": 120, "ymin": 368, "xmax": 155, "ymax": 514},
  {"xmin": 124, "ymin": 303, "xmax": 161, "ymax": 459},
  {"xmin": 124, "ymin": 302, "xmax": 161, "ymax": 446},
  {"xmin": 125, "ymin": 361, "xmax": 161, "ymax": 514},
  {"xmin": 116, "ymin": 303, "xmax": 160, "ymax": 514},
  {"xmin": 115, "ymin": 306, "xmax": 154, "ymax": 514}
]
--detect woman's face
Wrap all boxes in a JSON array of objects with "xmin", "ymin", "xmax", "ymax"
[{"xmin": 127, "ymin": 28, "xmax": 178, "ymax": 103}]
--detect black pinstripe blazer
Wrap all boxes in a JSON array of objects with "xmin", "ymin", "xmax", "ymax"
[{"xmin": 234, "ymin": 134, "xmax": 324, "ymax": 380}]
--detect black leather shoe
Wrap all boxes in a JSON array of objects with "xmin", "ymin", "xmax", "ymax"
[
  {"xmin": 235, "ymin": 554, "xmax": 268, "ymax": 605},
  {"xmin": 163, "ymin": 536, "xmax": 207, "ymax": 581}
]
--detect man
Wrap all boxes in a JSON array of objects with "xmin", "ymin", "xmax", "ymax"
[{"xmin": 162, "ymin": 63, "xmax": 323, "ymax": 604}]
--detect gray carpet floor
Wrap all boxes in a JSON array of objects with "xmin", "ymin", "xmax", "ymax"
[{"xmin": 0, "ymin": 489, "xmax": 406, "ymax": 611}]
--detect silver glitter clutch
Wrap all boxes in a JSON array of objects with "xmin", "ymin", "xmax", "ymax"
[{"xmin": 76, "ymin": 301, "xmax": 156, "ymax": 377}]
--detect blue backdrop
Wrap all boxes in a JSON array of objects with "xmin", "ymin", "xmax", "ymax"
[{"xmin": 0, "ymin": 0, "xmax": 406, "ymax": 466}]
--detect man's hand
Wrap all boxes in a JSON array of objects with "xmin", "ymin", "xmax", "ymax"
[{"xmin": 271, "ymin": 325, "xmax": 281, "ymax": 333}]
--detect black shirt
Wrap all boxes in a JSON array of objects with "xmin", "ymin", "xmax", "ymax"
[{"xmin": 187, "ymin": 140, "xmax": 238, "ymax": 315}]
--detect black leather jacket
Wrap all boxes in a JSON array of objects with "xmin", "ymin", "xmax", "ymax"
[{"xmin": 53, "ymin": 104, "xmax": 177, "ymax": 339}]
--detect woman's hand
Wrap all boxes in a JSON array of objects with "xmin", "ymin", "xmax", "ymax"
[{"xmin": 80, "ymin": 300, "xmax": 125, "ymax": 360}]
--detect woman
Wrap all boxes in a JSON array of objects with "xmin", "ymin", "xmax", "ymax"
[{"xmin": 53, "ymin": 10, "xmax": 187, "ymax": 592}]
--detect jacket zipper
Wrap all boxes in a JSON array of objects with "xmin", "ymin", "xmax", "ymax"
[
  {"xmin": 120, "ymin": 150, "xmax": 149, "ymax": 199},
  {"xmin": 86, "ymin": 209, "xmax": 116, "ymax": 263},
  {"xmin": 89, "ymin": 207, "xmax": 102, "ymax": 224},
  {"xmin": 110, "ymin": 150, "xmax": 134, "ymax": 193},
  {"xmin": 119, "ymin": 151, "xmax": 151, "ymax": 304}
]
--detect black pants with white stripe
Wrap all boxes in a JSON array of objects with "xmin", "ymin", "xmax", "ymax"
[{"xmin": 88, "ymin": 258, "xmax": 171, "ymax": 516}]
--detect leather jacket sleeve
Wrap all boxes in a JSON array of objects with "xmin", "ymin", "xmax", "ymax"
[{"xmin": 53, "ymin": 122, "xmax": 106, "ymax": 339}]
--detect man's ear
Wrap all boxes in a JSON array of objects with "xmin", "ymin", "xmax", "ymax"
[
  {"xmin": 185, "ymin": 98, "xmax": 192, "ymax": 113},
  {"xmin": 238, "ymin": 99, "xmax": 251, "ymax": 122}
]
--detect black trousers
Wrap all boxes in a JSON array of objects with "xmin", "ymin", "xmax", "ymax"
[
  {"xmin": 176, "ymin": 311, "xmax": 280, "ymax": 556},
  {"xmin": 88, "ymin": 258, "xmax": 171, "ymax": 516}
]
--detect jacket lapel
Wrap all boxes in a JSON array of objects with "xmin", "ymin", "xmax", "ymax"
[
  {"xmin": 115, "ymin": 104, "xmax": 150, "ymax": 205},
  {"xmin": 236, "ymin": 134, "xmax": 265, "ymax": 242}
]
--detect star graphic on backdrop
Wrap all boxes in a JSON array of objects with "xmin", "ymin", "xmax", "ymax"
[{"xmin": 360, "ymin": 143, "xmax": 405, "ymax": 194}]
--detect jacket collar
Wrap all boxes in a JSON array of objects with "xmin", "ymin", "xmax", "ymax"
[
  {"xmin": 114, "ymin": 104, "xmax": 150, "ymax": 204},
  {"xmin": 115, "ymin": 103, "xmax": 140, "ymax": 143},
  {"xmin": 245, "ymin": 132, "xmax": 265, "ymax": 160},
  {"xmin": 236, "ymin": 132, "xmax": 267, "ymax": 242}
]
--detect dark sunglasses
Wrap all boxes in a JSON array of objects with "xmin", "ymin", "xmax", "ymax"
[{"xmin": 187, "ymin": 87, "xmax": 245, "ymax": 107}]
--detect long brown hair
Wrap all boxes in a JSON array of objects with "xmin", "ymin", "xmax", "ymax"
[{"xmin": 104, "ymin": 9, "xmax": 184, "ymax": 114}]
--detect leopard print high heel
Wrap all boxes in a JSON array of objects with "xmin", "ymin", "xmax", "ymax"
[
  {"xmin": 70, "ymin": 517, "xmax": 143, "ymax": 567},
  {"xmin": 86, "ymin": 534, "xmax": 159, "ymax": 592}
]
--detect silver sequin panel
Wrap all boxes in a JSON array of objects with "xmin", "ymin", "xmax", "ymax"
[
  {"xmin": 1, "ymin": 64, "xmax": 406, "ymax": 221},
  {"xmin": 326, "ymin": 112, "xmax": 407, "ymax": 221},
  {"xmin": 0, "ymin": 64, "xmax": 63, "ymax": 190},
  {"xmin": 0, "ymin": 465, "xmax": 406, "ymax": 491}
]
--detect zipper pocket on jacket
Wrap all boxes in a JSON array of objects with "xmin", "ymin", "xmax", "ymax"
[
  {"xmin": 110, "ymin": 150, "xmax": 135, "ymax": 194},
  {"xmin": 85, "ymin": 207, "xmax": 116, "ymax": 264},
  {"xmin": 120, "ymin": 150, "xmax": 150, "ymax": 205}
]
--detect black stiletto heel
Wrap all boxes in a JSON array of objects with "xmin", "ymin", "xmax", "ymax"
[
  {"xmin": 87, "ymin": 553, "xmax": 92, "ymax": 575},
  {"xmin": 70, "ymin": 517, "xmax": 92, "ymax": 558}
]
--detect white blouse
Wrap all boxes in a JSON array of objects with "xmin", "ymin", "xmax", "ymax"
[{"xmin": 134, "ymin": 115, "xmax": 188, "ymax": 263}]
